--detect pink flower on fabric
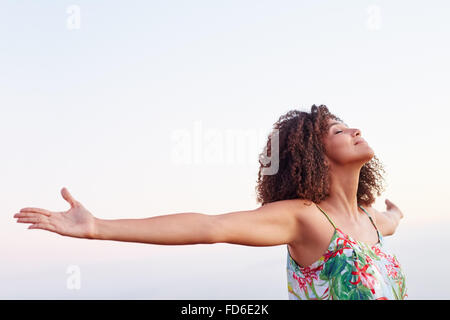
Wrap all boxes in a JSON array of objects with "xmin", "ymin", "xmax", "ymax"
[
  {"xmin": 386, "ymin": 264, "xmax": 399, "ymax": 278},
  {"xmin": 366, "ymin": 255, "xmax": 383, "ymax": 274},
  {"xmin": 372, "ymin": 246, "xmax": 388, "ymax": 259},
  {"xmin": 386, "ymin": 255, "xmax": 401, "ymax": 269},
  {"xmin": 292, "ymin": 272, "xmax": 308, "ymax": 292},
  {"xmin": 335, "ymin": 229, "xmax": 357, "ymax": 249},
  {"xmin": 350, "ymin": 261, "xmax": 378, "ymax": 294},
  {"xmin": 323, "ymin": 229, "xmax": 356, "ymax": 262},
  {"xmin": 299, "ymin": 265, "xmax": 324, "ymax": 285}
]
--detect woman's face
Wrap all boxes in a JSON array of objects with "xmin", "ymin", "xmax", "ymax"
[{"xmin": 322, "ymin": 118, "xmax": 374, "ymax": 167}]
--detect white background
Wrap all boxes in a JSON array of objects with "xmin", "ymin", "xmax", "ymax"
[{"xmin": 1, "ymin": 0, "xmax": 449, "ymax": 299}]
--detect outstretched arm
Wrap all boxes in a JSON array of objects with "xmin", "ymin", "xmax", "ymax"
[
  {"xmin": 14, "ymin": 188, "xmax": 304, "ymax": 247},
  {"xmin": 94, "ymin": 212, "xmax": 217, "ymax": 245},
  {"xmin": 95, "ymin": 199, "xmax": 302, "ymax": 246},
  {"xmin": 369, "ymin": 199, "xmax": 404, "ymax": 236},
  {"xmin": 14, "ymin": 187, "xmax": 217, "ymax": 244}
]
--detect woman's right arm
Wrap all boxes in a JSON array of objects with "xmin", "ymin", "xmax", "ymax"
[
  {"xmin": 94, "ymin": 200, "xmax": 304, "ymax": 246},
  {"xmin": 93, "ymin": 213, "xmax": 218, "ymax": 245},
  {"xmin": 211, "ymin": 200, "xmax": 304, "ymax": 246},
  {"xmin": 14, "ymin": 187, "xmax": 305, "ymax": 247}
]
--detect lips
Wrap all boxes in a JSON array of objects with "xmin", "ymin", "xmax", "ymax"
[{"xmin": 354, "ymin": 138, "xmax": 366, "ymax": 145}]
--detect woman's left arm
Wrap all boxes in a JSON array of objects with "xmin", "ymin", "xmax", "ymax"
[{"xmin": 368, "ymin": 199, "xmax": 404, "ymax": 236}]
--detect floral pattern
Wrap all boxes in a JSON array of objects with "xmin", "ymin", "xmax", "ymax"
[{"xmin": 287, "ymin": 210, "xmax": 408, "ymax": 300}]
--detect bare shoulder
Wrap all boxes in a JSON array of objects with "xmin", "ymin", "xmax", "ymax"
[
  {"xmin": 361, "ymin": 204, "xmax": 395, "ymax": 236},
  {"xmin": 254, "ymin": 198, "xmax": 314, "ymax": 222},
  {"xmin": 264, "ymin": 198, "xmax": 316, "ymax": 222},
  {"xmin": 286, "ymin": 198, "xmax": 317, "ymax": 214},
  {"xmin": 361, "ymin": 205, "xmax": 378, "ymax": 223}
]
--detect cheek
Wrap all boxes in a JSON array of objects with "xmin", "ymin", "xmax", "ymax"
[
  {"xmin": 326, "ymin": 138, "xmax": 348, "ymax": 152},
  {"xmin": 325, "ymin": 140, "xmax": 354, "ymax": 161},
  {"xmin": 329, "ymin": 148, "xmax": 349, "ymax": 160}
]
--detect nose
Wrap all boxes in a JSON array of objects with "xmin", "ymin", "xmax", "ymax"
[{"xmin": 353, "ymin": 128, "xmax": 361, "ymax": 137}]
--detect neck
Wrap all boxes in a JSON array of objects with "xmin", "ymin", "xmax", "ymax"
[{"xmin": 320, "ymin": 163, "xmax": 362, "ymax": 221}]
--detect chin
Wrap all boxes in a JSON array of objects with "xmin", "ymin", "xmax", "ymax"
[{"xmin": 363, "ymin": 148, "xmax": 375, "ymax": 162}]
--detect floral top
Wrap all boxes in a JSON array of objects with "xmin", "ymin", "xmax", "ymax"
[{"xmin": 286, "ymin": 204, "xmax": 407, "ymax": 300}]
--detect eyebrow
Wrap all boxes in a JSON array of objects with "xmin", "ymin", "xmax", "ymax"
[{"xmin": 329, "ymin": 122, "xmax": 349, "ymax": 129}]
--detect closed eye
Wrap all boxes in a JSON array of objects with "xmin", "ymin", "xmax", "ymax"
[{"xmin": 335, "ymin": 130, "xmax": 343, "ymax": 134}]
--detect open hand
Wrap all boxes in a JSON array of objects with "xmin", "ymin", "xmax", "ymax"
[
  {"xmin": 385, "ymin": 198, "xmax": 404, "ymax": 221},
  {"xmin": 13, "ymin": 187, "xmax": 97, "ymax": 239}
]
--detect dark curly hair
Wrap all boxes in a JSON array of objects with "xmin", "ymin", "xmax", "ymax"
[{"xmin": 255, "ymin": 104, "xmax": 386, "ymax": 207}]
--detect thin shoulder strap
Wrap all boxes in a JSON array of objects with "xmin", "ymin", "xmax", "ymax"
[
  {"xmin": 315, "ymin": 203, "xmax": 337, "ymax": 230},
  {"xmin": 358, "ymin": 204, "xmax": 381, "ymax": 242}
]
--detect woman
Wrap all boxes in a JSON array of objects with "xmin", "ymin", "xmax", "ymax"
[{"xmin": 13, "ymin": 104, "xmax": 407, "ymax": 300}]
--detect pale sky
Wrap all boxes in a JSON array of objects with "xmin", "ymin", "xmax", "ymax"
[{"xmin": 1, "ymin": 0, "xmax": 449, "ymax": 299}]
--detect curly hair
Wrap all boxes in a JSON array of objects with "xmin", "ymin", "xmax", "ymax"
[{"xmin": 255, "ymin": 104, "xmax": 386, "ymax": 207}]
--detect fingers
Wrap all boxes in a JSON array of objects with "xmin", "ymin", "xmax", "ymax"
[
  {"xmin": 16, "ymin": 217, "xmax": 42, "ymax": 224},
  {"xmin": 14, "ymin": 211, "xmax": 50, "ymax": 219},
  {"xmin": 15, "ymin": 213, "xmax": 49, "ymax": 224},
  {"xmin": 18, "ymin": 207, "xmax": 51, "ymax": 216},
  {"xmin": 385, "ymin": 198, "xmax": 404, "ymax": 219},
  {"xmin": 29, "ymin": 223, "xmax": 57, "ymax": 232},
  {"xmin": 14, "ymin": 213, "xmax": 57, "ymax": 232},
  {"xmin": 61, "ymin": 187, "xmax": 78, "ymax": 207},
  {"xmin": 385, "ymin": 199, "xmax": 396, "ymax": 208}
]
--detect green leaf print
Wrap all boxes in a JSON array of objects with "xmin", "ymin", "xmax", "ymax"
[
  {"xmin": 349, "ymin": 285, "xmax": 373, "ymax": 300},
  {"xmin": 332, "ymin": 275, "xmax": 349, "ymax": 300},
  {"xmin": 308, "ymin": 280, "xmax": 322, "ymax": 299},
  {"xmin": 328, "ymin": 277, "xmax": 341, "ymax": 300},
  {"xmin": 333, "ymin": 263, "xmax": 356, "ymax": 299},
  {"xmin": 304, "ymin": 288, "xmax": 311, "ymax": 300},
  {"xmin": 391, "ymin": 285, "xmax": 399, "ymax": 300},
  {"xmin": 354, "ymin": 248, "xmax": 372, "ymax": 265},
  {"xmin": 290, "ymin": 258, "xmax": 301, "ymax": 273},
  {"xmin": 340, "ymin": 265, "xmax": 354, "ymax": 292},
  {"xmin": 366, "ymin": 247, "xmax": 381, "ymax": 261},
  {"xmin": 400, "ymin": 277, "xmax": 407, "ymax": 298},
  {"xmin": 321, "ymin": 253, "xmax": 347, "ymax": 278}
]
